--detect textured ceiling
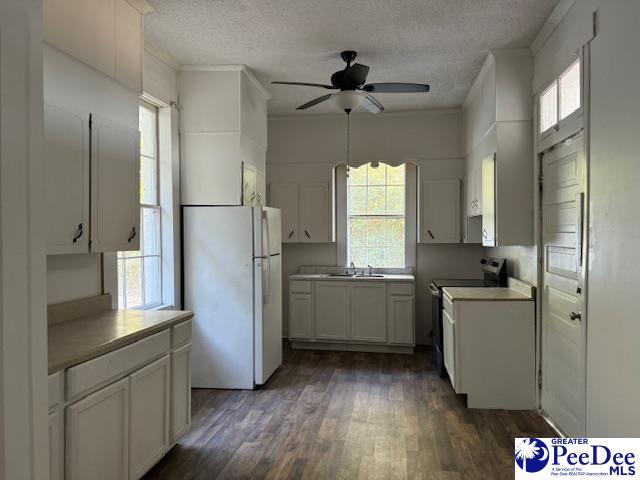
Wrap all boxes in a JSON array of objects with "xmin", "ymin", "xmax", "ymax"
[{"xmin": 145, "ymin": 0, "xmax": 558, "ymax": 115}]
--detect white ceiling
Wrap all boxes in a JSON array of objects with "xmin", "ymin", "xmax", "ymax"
[{"xmin": 144, "ymin": 0, "xmax": 558, "ymax": 115}]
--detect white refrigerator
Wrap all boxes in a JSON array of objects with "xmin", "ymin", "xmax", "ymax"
[{"xmin": 183, "ymin": 206, "xmax": 282, "ymax": 389}]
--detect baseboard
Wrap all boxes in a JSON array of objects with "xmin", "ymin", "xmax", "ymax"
[{"xmin": 290, "ymin": 341, "xmax": 414, "ymax": 355}]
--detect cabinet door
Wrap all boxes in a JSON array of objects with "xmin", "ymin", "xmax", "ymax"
[
  {"xmin": 171, "ymin": 343, "xmax": 192, "ymax": 443},
  {"xmin": 49, "ymin": 410, "xmax": 64, "ymax": 480},
  {"xmin": 299, "ymin": 182, "xmax": 330, "ymax": 242},
  {"xmin": 90, "ymin": 114, "xmax": 140, "ymax": 252},
  {"xmin": 351, "ymin": 283, "xmax": 387, "ymax": 343},
  {"xmin": 269, "ymin": 183, "xmax": 299, "ymax": 243},
  {"xmin": 289, "ymin": 293, "xmax": 312, "ymax": 339},
  {"xmin": 474, "ymin": 157, "xmax": 483, "ymax": 214},
  {"xmin": 66, "ymin": 377, "xmax": 129, "ymax": 480},
  {"xmin": 481, "ymin": 155, "xmax": 496, "ymax": 246},
  {"xmin": 130, "ymin": 354, "xmax": 171, "ymax": 479},
  {"xmin": 44, "ymin": 102, "xmax": 90, "ymax": 254},
  {"xmin": 242, "ymin": 164, "xmax": 257, "ymax": 206},
  {"xmin": 388, "ymin": 295, "xmax": 415, "ymax": 345},
  {"xmin": 315, "ymin": 282, "xmax": 350, "ymax": 340},
  {"xmin": 421, "ymin": 180, "xmax": 461, "ymax": 243},
  {"xmin": 442, "ymin": 309, "xmax": 456, "ymax": 388},
  {"xmin": 114, "ymin": 0, "xmax": 142, "ymax": 92}
]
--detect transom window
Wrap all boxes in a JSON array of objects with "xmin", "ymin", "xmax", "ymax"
[
  {"xmin": 540, "ymin": 58, "xmax": 581, "ymax": 134},
  {"xmin": 117, "ymin": 101, "xmax": 162, "ymax": 309},
  {"xmin": 347, "ymin": 163, "xmax": 405, "ymax": 268}
]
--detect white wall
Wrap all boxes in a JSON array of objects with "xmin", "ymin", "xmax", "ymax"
[{"xmin": 268, "ymin": 110, "xmax": 485, "ymax": 343}]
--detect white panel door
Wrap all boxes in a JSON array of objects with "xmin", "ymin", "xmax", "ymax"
[
  {"xmin": 388, "ymin": 295, "xmax": 415, "ymax": 345},
  {"xmin": 541, "ymin": 132, "xmax": 586, "ymax": 436},
  {"xmin": 351, "ymin": 283, "xmax": 387, "ymax": 343},
  {"xmin": 315, "ymin": 282, "xmax": 350, "ymax": 340},
  {"xmin": 44, "ymin": 102, "xmax": 90, "ymax": 254},
  {"xmin": 421, "ymin": 179, "xmax": 461, "ymax": 243},
  {"xmin": 299, "ymin": 182, "xmax": 330, "ymax": 242},
  {"xmin": 66, "ymin": 377, "xmax": 129, "ymax": 480},
  {"xmin": 289, "ymin": 294, "xmax": 312, "ymax": 339},
  {"xmin": 90, "ymin": 114, "xmax": 140, "ymax": 252},
  {"xmin": 171, "ymin": 343, "xmax": 192, "ymax": 443},
  {"xmin": 269, "ymin": 183, "xmax": 299, "ymax": 243},
  {"xmin": 48, "ymin": 410, "xmax": 64, "ymax": 480},
  {"xmin": 481, "ymin": 155, "xmax": 496, "ymax": 246},
  {"xmin": 129, "ymin": 354, "xmax": 170, "ymax": 480}
]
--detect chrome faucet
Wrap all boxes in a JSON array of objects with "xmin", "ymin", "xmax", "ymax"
[
  {"xmin": 367, "ymin": 264, "xmax": 373, "ymax": 276},
  {"xmin": 349, "ymin": 262, "xmax": 356, "ymax": 276}
]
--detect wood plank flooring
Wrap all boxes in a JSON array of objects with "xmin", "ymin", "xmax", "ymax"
[{"xmin": 143, "ymin": 345, "xmax": 555, "ymax": 480}]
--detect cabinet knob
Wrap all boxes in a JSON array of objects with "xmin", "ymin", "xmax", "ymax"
[
  {"xmin": 569, "ymin": 312, "xmax": 582, "ymax": 321},
  {"xmin": 72, "ymin": 223, "xmax": 83, "ymax": 243},
  {"xmin": 127, "ymin": 227, "xmax": 136, "ymax": 242}
]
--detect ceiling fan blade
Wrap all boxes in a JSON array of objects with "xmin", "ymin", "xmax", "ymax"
[
  {"xmin": 361, "ymin": 93, "xmax": 384, "ymax": 114},
  {"xmin": 296, "ymin": 93, "xmax": 334, "ymax": 110},
  {"xmin": 362, "ymin": 82, "xmax": 430, "ymax": 93},
  {"xmin": 272, "ymin": 81, "xmax": 337, "ymax": 90},
  {"xmin": 343, "ymin": 63, "xmax": 370, "ymax": 86}
]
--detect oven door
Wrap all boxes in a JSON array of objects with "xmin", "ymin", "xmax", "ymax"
[{"xmin": 429, "ymin": 283, "xmax": 446, "ymax": 377}]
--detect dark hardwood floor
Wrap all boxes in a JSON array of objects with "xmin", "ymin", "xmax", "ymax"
[{"xmin": 143, "ymin": 345, "xmax": 554, "ymax": 480}]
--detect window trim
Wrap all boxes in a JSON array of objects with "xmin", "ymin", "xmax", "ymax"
[
  {"xmin": 337, "ymin": 162, "xmax": 417, "ymax": 269},
  {"xmin": 538, "ymin": 56, "xmax": 583, "ymax": 140}
]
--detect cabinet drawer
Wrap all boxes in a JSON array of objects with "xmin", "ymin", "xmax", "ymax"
[
  {"xmin": 67, "ymin": 330, "xmax": 170, "ymax": 400},
  {"xmin": 171, "ymin": 320, "xmax": 192, "ymax": 348},
  {"xmin": 290, "ymin": 280, "xmax": 312, "ymax": 294},
  {"xmin": 388, "ymin": 282, "xmax": 414, "ymax": 296},
  {"xmin": 443, "ymin": 294, "xmax": 453, "ymax": 318},
  {"xmin": 48, "ymin": 371, "xmax": 64, "ymax": 411}
]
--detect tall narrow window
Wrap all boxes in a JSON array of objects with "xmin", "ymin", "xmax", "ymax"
[
  {"xmin": 117, "ymin": 101, "xmax": 162, "ymax": 309},
  {"xmin": 347, "ymin": 163, "xmax": 405, "ymax": 268}
]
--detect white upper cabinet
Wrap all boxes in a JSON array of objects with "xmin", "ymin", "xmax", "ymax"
[
  {"xmin": 44, "ymin": 102, "xmax": 90, "ymax": 254},
  {"xmin": 91, "ymin": 114, "xmax": 140, "ymax": 252},
  {"xmin": 43, "ymin": 0, "xmax": 147, "ymax": 93},
  {"xmin": 299, "ymin": 183, "xmax": 331, "ymax": 242},
  {"xmin": 179, "ymin": 67, "xmax": 270, "ymax": 206},
  {"xmin": 269, "ymin": 183, "xmax": 299, "ymax": 242},
  {"xmin": 420, "ymin": 179, "xmax": 461, "ymax": 243},
  {"xmin": 463, "ymin": 50, "xmax": 533, "ymax": 246}
]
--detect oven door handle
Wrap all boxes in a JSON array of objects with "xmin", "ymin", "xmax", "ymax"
[{"xmin": 429, "ymin": 284, "xmax": 441, "ymax": 297}]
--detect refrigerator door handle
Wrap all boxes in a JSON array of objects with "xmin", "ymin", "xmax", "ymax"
[{"xmin": 263, "ymin": 210, "xmax": 271, "ymax": 305}]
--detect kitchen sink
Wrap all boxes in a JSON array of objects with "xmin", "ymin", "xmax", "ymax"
[
  {"xmin": 356, "ymin": 274, "xmax": 385, "ymax": 278},
  {"xmin": 322, "ymin": 273, "xmax": 356, "ymax": 277},
  {"xmin": 321, "ymin": 273, "xmax": 385, "ymax": 278}
]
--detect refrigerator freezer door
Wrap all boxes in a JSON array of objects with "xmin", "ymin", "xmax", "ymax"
[
  {"xmin": 254, "ymin": 252, "xmax": 282, "ymax": 385},
  {"xmin": 183, "ymin": 206, "xmax": 255, "ymax": 389}
]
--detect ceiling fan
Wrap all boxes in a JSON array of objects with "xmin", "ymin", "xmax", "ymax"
[{"xmin": 272, "ymin": 50, "xmax": 430, "ymax": 114}]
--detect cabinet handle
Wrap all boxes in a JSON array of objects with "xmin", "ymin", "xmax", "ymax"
[
  {"xmin": 482, "ymin": 229, "xmax": 488, "ymax": 239},
  {"xmin": 304, "ymin": 230, "xmax": 311, "ymax": 239},
  {"xmin": 288, "ymin": 230, "xmax": 295, "ymax": 239},
  {"xmin": 427, "ymin": 229, "xmax": 435, "ymax": 239},
  {"xmin": 250, "ymin": 192, "xmax": 256, "ymax": 202},
  {"xmin": 569, "ymin": 311, "xmax": 582, "ymax": 321},
  {"xmin": 72, "ymin": 223, "xmax": 83, "ymax": 243},
  {"xmin": 127, "ymin": 227, "xmax": 136, "ymax": 242}
]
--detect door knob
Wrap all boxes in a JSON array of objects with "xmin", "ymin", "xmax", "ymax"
[{"xmin": 569, "ymin": 312, "xmax": 582, "ymax": 321}]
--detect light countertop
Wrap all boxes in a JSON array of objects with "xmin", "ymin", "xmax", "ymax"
[
  {"xmin": 289, "ymin": 273, "xmax": 415, "ymax": 282},
  {"xmin": 443, "ymin": 287, "xmax": 533, "ymax": 302},
  {"xmin": 49, "ymin": 308, "xmax": 193, "ymax": 374}
]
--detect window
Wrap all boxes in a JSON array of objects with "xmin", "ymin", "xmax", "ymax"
[
  {"xmin": 539, "ymin": 58, "xmax": 581, "ymax": 134},
  {"xmin": 117, "ymin": 101, "xmax": 162, "ymax": 309},
  {"xmin": 347, "ymin": 163, "xmax": 405, "ymax": 268}
]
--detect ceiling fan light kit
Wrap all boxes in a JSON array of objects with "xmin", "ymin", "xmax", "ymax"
[{"xmin": 272, "ymin": 50, "xmax": 430, "ymax": 114}]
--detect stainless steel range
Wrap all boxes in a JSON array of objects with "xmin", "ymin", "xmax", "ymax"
[{"xmin": 429, "ymin": 257, "xmax": 507, "ymax": 377}]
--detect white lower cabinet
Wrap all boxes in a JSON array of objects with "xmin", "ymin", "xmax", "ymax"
[
  {"xmin": 129, "ymin": 355, "xmax": 171, "ymax": 480},
  {"xmin": 290, "ymin": 279, "xmax": 415, "ymax": 348},
  {"xmin": 48, "ymin": 409, "xmax": 65, "ymax": 480},
  {"xmin": 66, "ymin": 377, "xmax": 130, "ymax": 480},
  {"xmin": 288, "ymin": 293, "xmax": 312, "ymax": 339},
  {"xmin": 53, "ymin": 321, "xmax": 192, "ymax": 480},
  {"xmin": 315, "ymin": 282, "xmax": 351, "ymax": 340},
  {"xmin": 171, "ymin": 343, "xmax": 192, "ymax": 443},
  {"xmin": 351, "ymin": 283, "xmax": 387, "ymax": 343}
]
